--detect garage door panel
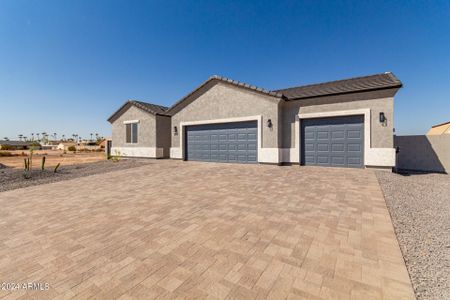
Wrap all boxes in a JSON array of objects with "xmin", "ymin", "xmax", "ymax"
[
  {"xmin": 348, "ymin": 157, "xmax": 362, "ymax": 166},
  {"xmin": 304, "ymin": 155, "xmax": 316, "ymax": 163},
  {"xmin": 305, "ymin": 143, "xmax": 315, "ymax": 152},
  {"xmin": 347, "ymin": 144, "xmax": 361, "ymax": 152},
  {"xmin": 332, "ymin": 143, "xmax": 345, "ymax": 152},
  {"xmin": 304, "ymin": 131, "xmax": 315, "ymax": 139},
  {"xmin": 247, "ymin": 155, "xmax": 257, "ymax": 162},
  {"xmin": 317, "ymin": 156, "xmax": 330, "ymax": 164},
  {"xmin": 247, "ymin": 133, "xmax": 257, "ymax": 140},
  {"xmin": 331, "ymin": 156, "xmax": 345, "ymax": 166},
  {"xmin": 347, "ymin": 130, "xmax": 362, "ymax": 139},
  {"xmin": 228, "ymin": 133, "xmax": 237, "ymax": 140},
  {"xmin": 317, "ymin": 131, "xmax": 330, "ymax": 140},
  {"xmin": 332, "ymin": 131, "xmax": 345, "ymax": 139},
  {"xmin": 317, "ymin": 143, "xmax": 329, "ymax": 152},
  {"xmin": 301, "ymin": 115, "xmax": 364, "ymax": 168},
  {"xmin": 186, "ymin": 121, "xmax": 257, "ymax": 164}
]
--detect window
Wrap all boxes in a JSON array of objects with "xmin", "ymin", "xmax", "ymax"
[{"xmin": 125, "ymin": 123, "xmax": 138, "ymax": 143}]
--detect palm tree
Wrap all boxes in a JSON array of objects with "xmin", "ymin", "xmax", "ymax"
[
  {"xmin": 36, "ymin": 133, "xmax": 40, "ymax": 141},
  {"xmin": 41, "ymin": 132, "xmax": 47, "ymax": 143},
  {"xmin": 31, "ymin": 133, "xmax": 34, "ymax": 141},
  {"xmin": 90, "ymin": 133, "xmax": 93, "ymax": 142},
  {"xmin": 23, "ymin": 136, "xmax": 28, "ymax": 141},
  {"xmin": 62, "ymin": 134, "xmax": 65, "ymax": 141},
  {"xmin": 18, "ymin": 134, "xmax": 23, "ymax": 141},
  {"xmin": 53, "ymin": 133, "xmax": 57, "ymax": 141},
  {"xmin": 3, "ymin": 137, "xmax": 9, "ymax": 141}
]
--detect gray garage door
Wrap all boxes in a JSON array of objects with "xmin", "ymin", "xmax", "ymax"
[
  {"xmin": 301, "ymin": 115, "xmax": 364, "ymax": 168},
  {"xmin": 185, "ymin": 121, "xmax": 258, "ymax": 163}
]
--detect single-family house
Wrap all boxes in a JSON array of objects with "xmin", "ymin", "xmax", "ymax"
[
  {"xmin": 108, "ymin": 72, "xmax": 402, "ymax": 169},
  {"xmin": 57, "ymin": 142, "xmax": 77, "ymax": 151}
]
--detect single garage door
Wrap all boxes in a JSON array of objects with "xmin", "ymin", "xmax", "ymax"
[
  {"xmin": 185, "ymin": 121, "xmax": 257, "ymax": 163},
  {"xmin": 301, "ymin": 115, "xmax": 364, "ymax": 168}
]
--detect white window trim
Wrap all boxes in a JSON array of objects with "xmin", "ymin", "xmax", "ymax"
[
  {"xmin": 179, "ymin": 115, "xmax": 263, "ymax": 161},
  {"xmin": 125, "ymin": 122, "xmax": 139, "ymax": 144},
  {"xmin": 123, "ymin": 119, "xmax": 140, "ymax": 124}
]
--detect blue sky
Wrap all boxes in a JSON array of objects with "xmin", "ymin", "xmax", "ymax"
[{"xmin": 0, "ymin": 0, "xmax": 449, "ymax": 140}]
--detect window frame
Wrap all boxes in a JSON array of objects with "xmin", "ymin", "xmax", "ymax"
[{"xmin": 125, "ymin": 122, "xmax": 139, "ymax": 144}]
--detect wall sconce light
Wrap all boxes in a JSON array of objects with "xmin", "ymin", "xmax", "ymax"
[
  {"xmin": 173, "ymin": 126, "xmax": 178, "ymax": 135},
  {"xmin": 267, "ymin": 119, "xmax": 272, "ymax": 128},
  {"xmin": 379, "ymin": 112, "xmax": 386, "ymax": 123}
]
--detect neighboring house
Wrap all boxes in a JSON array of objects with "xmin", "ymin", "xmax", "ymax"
[
  {"xmin": 41, "ymin": 144, "xmax": 58, "ymax": 150},
  {"xmin": 98, "ymin": 138, "xmax": 110, "ymax": 149},
  {"xmin": 108, "ymin": 72, "xmax": 402, "ymax": 169},
  {"xmin": 0, "ymin": 140, "xmax": 38, "ymax": 150},
  {"xmin": 427, "ymin": 121, "xmax": 450, "ymax": 135},
  {"xmin": 57, "ymin": 142, "xmax": 76, "ymax": 151}
]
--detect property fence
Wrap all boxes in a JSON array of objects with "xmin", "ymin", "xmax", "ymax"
[{"xmin": 395, "ymin": 135, "xmax": 450, "ymax": 173}]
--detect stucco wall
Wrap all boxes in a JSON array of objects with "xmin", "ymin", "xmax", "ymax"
[
  {"xmin": 171, "ymin": 82, "xmax": 281, "ymax": 149},
  {"xmin": 111, "ymin": 105, "xmax": 156, "ymax": 148},
  {"xmin": 395, "ymin": 135, "xmax": 450, "ymax": 173},
  {"xmin": 156, "ymin": 115, "xmax": 171, "ymax": 157},
  {"xmin": 281, "ymin": 89, "xmax": 396, "ymax": 149}
]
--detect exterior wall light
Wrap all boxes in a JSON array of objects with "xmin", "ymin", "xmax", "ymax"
[
  {"xmin": 173, "ymin": 126, "xmax": 178, "ymax": 135},
  {"xmin": 379, "ymin": 112, "xmax": 386, "ymax": 123},
  {"xmin": 267, "ymin": 119, "xmax": 272, "ymax": 128}
]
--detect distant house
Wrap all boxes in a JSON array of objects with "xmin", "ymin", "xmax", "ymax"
[
  {"xmin": 427, "ymin": 121, "xmax": 450, "ymax": 135},
  {"xmin": 78, "ymin": 141, "xmax": 101, "ymax": 151},
  {"xmin": 41, "ymin": 142, "xmax": 59, "ymax": 150},
  {"xmin": 98, "ymin": 138, "xmax": 110, "ymax": 149},
  {"xmin": 0, "ymin": 140, "xmax": 40, "ymax": 150},
  {"xmin": 57, "ymin": 142, "xmax": 77, "ymax": 151}
]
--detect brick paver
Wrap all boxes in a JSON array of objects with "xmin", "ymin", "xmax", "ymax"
[{"xmin": 0, "ymin": 160, "xmax": 415, "ymax": 299}]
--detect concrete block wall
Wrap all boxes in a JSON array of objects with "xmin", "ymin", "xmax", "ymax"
[{"xmin": 395, "ymin": 135, "xmax": 450, "ymax": 173}]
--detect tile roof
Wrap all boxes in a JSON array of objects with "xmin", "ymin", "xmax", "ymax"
[
  {"xmin": 130, "ymin": 100, "xmax": 169, "ymax": 115},
  {"xmin": 431, "ymin": 121, "xmax": 450, "ymax": 128},
  {"xmin": 107, "ymin": 100, "xmax": 169, "ymax": 123},
  {"xmin": 273, "ymin": 72, "xmax": 402, "ymax": 100},
  {"xmin": 0, "ymin": 141, "xmax": 33, "ymax": 146},
  {"xmin": 108, "ymin": 72, "xmax": 403, "ymax": 122},
  {"xmin": 165, "ymin": 75, "xmax": 284, "ymax": 116},
  {"xmin": 210, "ymin": 75, "xmax": 284, "ymax": 98}
]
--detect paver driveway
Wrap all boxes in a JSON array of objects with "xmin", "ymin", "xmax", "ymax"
[{"xmin": 0, "ymin": 160, "xmax": 414, "ymax": 299}]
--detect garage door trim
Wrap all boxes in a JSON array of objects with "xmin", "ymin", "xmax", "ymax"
[
  {"xmin": 179, "ymin": 115, "xmax": 262, "ymax": 161},
  {"xmin": 298, "ymin": 109, "xmax": 370, "ymax": 166}
]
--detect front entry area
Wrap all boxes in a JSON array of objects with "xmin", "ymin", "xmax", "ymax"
[
  {"xmin": 301, "ymin": 115, "xmax": 364, "ymax": 168},
  {"xmin": 185, "ymin": 121, "xmax": 258, "ymax": 163}
]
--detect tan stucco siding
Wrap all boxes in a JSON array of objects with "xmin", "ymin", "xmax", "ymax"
[
  {"xmin": 111, "ymin": 105, "xmax": 156, "ymax": 148},
  {"xmin": 427, "ymin": 123, "xmax": 450, "ymax": 135},
  {"xmin": 281, "ymin": 89, "xmax": 396, "ymax": 149},
  {"xmin": 171, "ymin": 82, "xmax": 281, "ymax": 148}
]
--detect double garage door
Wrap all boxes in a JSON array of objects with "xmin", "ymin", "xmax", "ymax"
[
  {"xmin": 301, "ymin": 115, "xmax": 364, "ymax": 168},
  {"xmin": 185, "ymin": 121, "xmax": 257, "ymax": 163},
  {"xmin": 184, "ymin": 116, "xmax": 364, "ymax": 168}
]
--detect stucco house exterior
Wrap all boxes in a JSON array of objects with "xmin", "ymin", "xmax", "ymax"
[
  {"xmin": 107, "ymin": 100, "xmax": 171, "ymax": 158},
  {"xmin": 427, "ymin": 121, "xmax": 450, "ymax": 135},
  {"xmin": 108, "ymin": 72, "xmax": 402, "ymax": 169}
]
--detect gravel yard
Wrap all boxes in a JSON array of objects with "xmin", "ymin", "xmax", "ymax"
[
  {"xmin": 0, "ymin": 159, "xmax": 151, "ymax": 192},
  {"xmin": 377, "ymin": 171, "xmax": 450, "ymax": 300}
]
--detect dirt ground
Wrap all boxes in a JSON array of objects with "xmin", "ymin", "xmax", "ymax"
[{"xmin": 0, "ymin": 149, "xmax": 106, "ymax": 168}]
